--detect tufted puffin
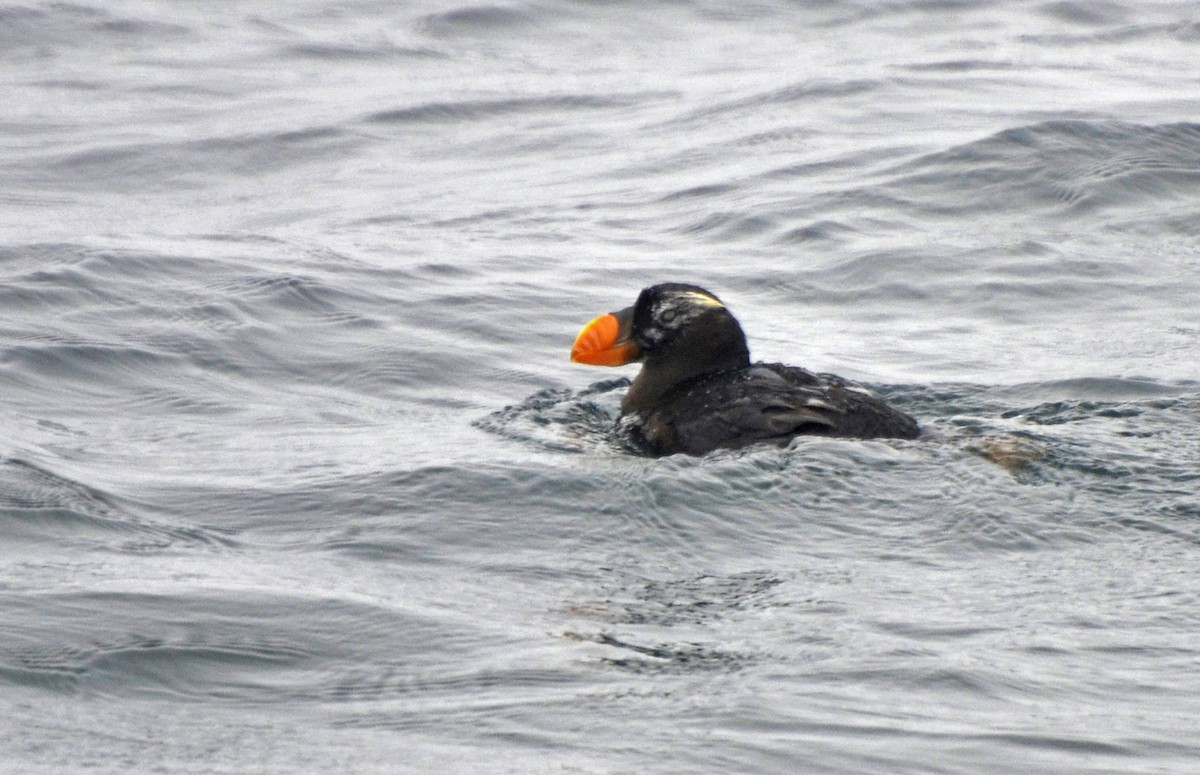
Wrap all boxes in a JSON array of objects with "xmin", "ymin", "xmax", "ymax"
[{"xmin": 570, "ymin": 283, "xmax": 919, "ymax": 456}]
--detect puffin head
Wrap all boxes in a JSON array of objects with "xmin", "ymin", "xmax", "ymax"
[{"xmin": 571, "ymin": 283, "xmax": 751, "ymax": 411}]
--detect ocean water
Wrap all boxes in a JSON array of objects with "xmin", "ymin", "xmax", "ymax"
[{"xmin": 3, "ymin": 1, "xmax": 1200, "ymax": 772}]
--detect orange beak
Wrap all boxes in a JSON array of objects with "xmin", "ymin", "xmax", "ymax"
[{"xmin": 570, "ymin": 307, "xmax": 640, "ymax": 366}]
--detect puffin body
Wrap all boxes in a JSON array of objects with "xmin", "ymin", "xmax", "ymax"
[{"xmin": 571, "ymin": 283, "xmax": 918, "ymax": 456}]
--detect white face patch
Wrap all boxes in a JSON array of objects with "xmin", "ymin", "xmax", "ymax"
[
  {"xmin": 642, "ymin": 290, "xmax": 725, "ymax": 347},
  {"xmin": 656, "ymin": 291, "xmax": 723, "ymax": 325}
]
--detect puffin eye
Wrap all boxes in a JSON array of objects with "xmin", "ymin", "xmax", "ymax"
[{"xmin": 660, "ymin": 309, "xmax": 677, "ymax": 324}]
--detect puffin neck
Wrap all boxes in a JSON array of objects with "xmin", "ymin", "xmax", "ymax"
[{"xmin": 622, "ymin": 311, "xmax": 750, "ymax": 414}]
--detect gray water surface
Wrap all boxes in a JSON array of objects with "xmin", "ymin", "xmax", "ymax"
[{"xmin": 3, "ymin": 1, "xmax": 1200, "ymax": 773}]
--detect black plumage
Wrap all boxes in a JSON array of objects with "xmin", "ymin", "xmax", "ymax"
[{"xmin": 571, "ymin": 283, "xmax": 918, "ymax": 456}]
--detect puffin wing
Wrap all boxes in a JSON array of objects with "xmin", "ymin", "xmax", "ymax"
[
  {"xmin": 631, "ymin": 364, "xmax": 917, "ymax": 455},
  {"xmin": 664, "ymin": 366, "xmax": 846, "ymax": 454}
]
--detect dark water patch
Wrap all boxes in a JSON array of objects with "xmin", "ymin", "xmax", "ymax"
[
  {"xmin": 1008, "ymin": 398, "xmax": 1148, "ymax": 426},
  {"xmin": 839, "ymin": 383, "xmax": 1198, "ymax": 543},
  {"xmin": 660, "ymin": 78, "xmax": 882, "ymax": 129},
  {"xmin": 993, "ymin": 381, "xmax": 1200, "ymax": 447},
  {"xmin": 658, "ymin": 182, "xmax": 740, "ymax": 202},
  {"xmin": 365, "ymin": 93, "xmax": 654, "ymax": 126},
  {"xmin": 571, "ymin": 570, "xmax": 785, "ymax": 628},
  {"xmin": 0, "ymin": 241, "xmax": 99, "ymax": 272},
  {"xmin": 0, "ymin": 268, "xmax": 122, "ymax": 311},
  {"xmin": 284, "ymin": 41, "xmax": 447, "ymax": 62},
  {"xmin": 886, "ymin": 120, "xmax": 1200, "ymax": 219},
  {"xmin": 1170, "ymin": 21, "xmax": 1200, "ymax": 41},
  {"xmin": 112, "ymin": 385, "xmax": 244, "ymax": 416},
  {"xmin": 1038, "ymin": 0, "xmax": 1130, "ymax": 26},
  {"xmin": 0, "ymin": 243, "xmax": 206, "ymax": 290},
  {"xmin": 419, "ymin": 5, "xmax": 534, "ymax": 36},
  {"xmin": 203, "ymin": 122, "xmax": 361, "ymax": 172},
  {"xmin": 473, "ymin": 379, "xmax": 629, "ymax": 454},
  {"xmin": 776, "ymin": 219, "xmax": 859, "ymax": 244},
  {"xmin": 219, "ymin": 273, "xmax": 345, "ymax": 315},
  {"xmin": 888, "ymin": 382, "xmax": 1000, "ymax": 422},
  {"xmin": 558, "ymin": 570, "xmax": 778, "ymax": 676},
  {"xmin": 734, "ymin": 125, "xmax": 820, "ymax": 150},
  {"xmin": 325, "ymin": 663, "xmax": 582, "ymax": 708},
  {"xmin": 992, "ymin": 377, "xmax": 1199, "ymax": 404},
  {"xmin": 205, "ymin": 268, "xmax": 399, "ymax": 325},
  {"xmin": 0, "ymin": 458, "xmax": 231, "ymax": 553},
  {"xmin": 1022, "ymin": 20, "xmax": 1199, "ymax": 45},
  {"xmin": 0, "ymin": 340, "xmax": 181, "ymax": 388},
  {"xmin": 45, "ymin": 143, "xmax": 191, "ymax": 190},
  {"xmin": 847, "ymin": 662, "xmax": 1015, "ymax": 704},
  {"xmin": 759, "ymin": 155, "xmax": 865, "ymax": 182},
  {"xmin": 968, "ymin": 730, "xmax": 1130, "ymax": 757},
  {"xmin": 938, "ymin": 384, "xmax": 1200, "ymax": 539},
  {"xmin": 0, "ymin": 590, "xmax": 476, "ymax": 703},
  {"xmin": 674, "ymin": 210, "xmax": 779, "ymax": 242},
  {"xmin": 767, "ymin": 238, "xmax": 1159, "ymax": 324},
  {"xmin": 872, "ymin": 620, "xmax": 1006, "ymax": 642},
  {"xmin": 0, "ymin": 247, "xmax": 329, "ymax": 393},
  {"xmin": 0, "ymin": 4, "xmax": 123, "ymax": 57},
  {"xmin": 363, "ymin": 458, "xmax": 692, "ymax": 552},
  {"xmin": 20, "ymin": 76, "xmax": 105, "ymax": 91},
  {"xmin": 787, "ymin": 246, "xmax": 945, "ymax": 296},
  {"xmin": 18, "ymin": 255, "xmax": 397, "ymax": 393},
  {"xmin": 0, "ymin": 244, "xmax": 300, "ymax": 333},
  {"xmin": 577, "ymin": 632, "xmax": 751, "ymax": 675},
  {"xmin": 95, "ymin": 15, "xmax": 191, "ymax": 40},
  {"xmin": 189, "ymin": 461, "xmax": 632, "ymax": 550},
  {"xmin": 0, "ymin": 0, "xmax": 195, "ymax": 48},
  {"xmin": 38, "ymin": 124, "xmax": 359, "ymax": 191},
  {"xmin": 901, "ymin": 59, "xmax": 1016, "ymax": 73}
]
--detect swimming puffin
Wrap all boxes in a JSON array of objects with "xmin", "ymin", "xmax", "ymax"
[{"xmin": 570, "ymin": 283, "xmax": 919, "ymax": 456}]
